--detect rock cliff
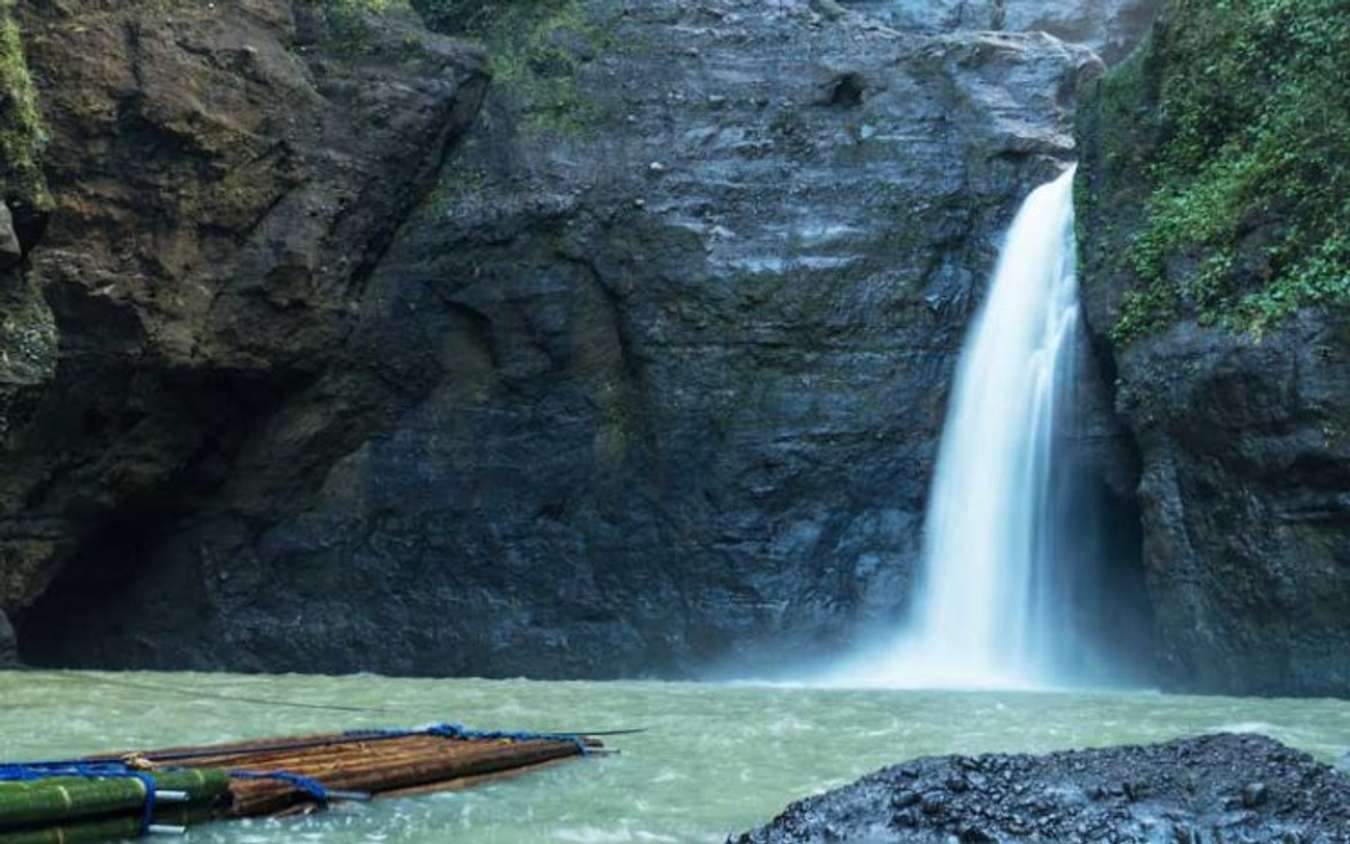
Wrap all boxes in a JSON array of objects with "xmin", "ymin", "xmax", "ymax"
[
  {"xmin": 1075, "ymin": 0, "xmax": 1350, "ymax": 695},
  {"xmin": 3, "ymin": 0, "xmax": 1160, "ymax": 678},
  {"xmin": 0, "ymin": 0, "xmax": 488, "ymax": 663},
  {"xmin": 847, "ymin": 0, "xmax": 1156, "ymax": 63}
]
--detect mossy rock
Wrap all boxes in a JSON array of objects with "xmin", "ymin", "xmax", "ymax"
[
  {"xmin": 1077, "ymin": 0, "xmax": 1350, "ymax": 343},
  {"xmin": 0, "ymin": 0, "xmax": 52, "ymax": 222},
  {"xmin": 414, "ymin": 0, "xmax": 618, "ymax": 137}
]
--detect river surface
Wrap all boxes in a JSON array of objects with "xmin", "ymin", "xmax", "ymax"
[{"xmin": 2, "ymin": 671, "xmax": 1348, "ymax": 842}]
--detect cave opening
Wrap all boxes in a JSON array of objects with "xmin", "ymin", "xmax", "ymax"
[{"xmin": 16, "ymin": 511, "xmax": 169, "ymax": 668}]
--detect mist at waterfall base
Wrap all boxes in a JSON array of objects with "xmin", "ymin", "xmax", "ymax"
[{"xmin": 821, "ymin": 167, "xmax": 1149, "ymax": 691}]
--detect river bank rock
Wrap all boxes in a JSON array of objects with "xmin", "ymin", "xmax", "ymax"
[{"xmin": 736, "ymin": 733, "xmax": 1350, "ymax": 843}]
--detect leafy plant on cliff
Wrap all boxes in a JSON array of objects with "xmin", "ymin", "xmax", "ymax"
[
  {"xmin": 0, "ymin": 0, "xmax": 51, "ymax": 214},
  {"xmin": 411, "ymin": 0, "xmax": 616, "ymax": 136},
  {"xmin": 1112, "ymin": 0, "xmax": 1350, "ymax": 342},
  {"xmin": 306, "ymin": 0, "xmax": 423, "ymax": 55}
]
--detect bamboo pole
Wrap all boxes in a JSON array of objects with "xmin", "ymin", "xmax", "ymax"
[
  {"xmin": 226, "ymin": 740, "xmax": 583, "ymax": 815},
  {"xmin": 85, "ymin": 728, "xmax": 605, "ymax": 821},
  {"xmin": 377, "ymin": 756, "xmax": 577, "ymax": 798}
]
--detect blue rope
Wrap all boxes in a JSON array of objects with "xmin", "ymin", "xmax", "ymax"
[
  {"xmin": 228, "ymin": 770, "xmax": 332, "ymax": 804},
  {"xmin": 0, "ymin": 761, "xmax": 158, "ymax": 836},
  {"xmin": 345, "ymin": 722, "xmax": 591, "ymax": 756}
]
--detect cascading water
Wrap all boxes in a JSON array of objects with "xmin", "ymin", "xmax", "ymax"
[{"xmin": 834, "ymin": 166, "xmax": 1103, "ymax": 689}]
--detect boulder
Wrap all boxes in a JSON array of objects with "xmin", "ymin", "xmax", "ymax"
[{"xmin": 737, "ymin": 734, "xmax": 1350, "ymax": 843}]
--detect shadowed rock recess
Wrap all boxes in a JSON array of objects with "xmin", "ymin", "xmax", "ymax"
[
  {"xmin": 0, "ymin": 0, "xmax": 1162, "ymax": 678},
  {"xmin": 736, "ymin": 734, "xmax": 1350, "ymax": 843}
]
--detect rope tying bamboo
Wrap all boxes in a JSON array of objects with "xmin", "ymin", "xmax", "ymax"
[
  {"xmin": 0, "ymin": 762, "xmax": 158, "ymax": 836},
  {"xmin": 227, "ymin": 770, "xmax": 335, "ymax": 805}
]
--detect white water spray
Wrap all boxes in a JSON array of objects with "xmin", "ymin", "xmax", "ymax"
[{"xmin": 836, "ymin": 166, "xmax": 1094, "ymax": 688}]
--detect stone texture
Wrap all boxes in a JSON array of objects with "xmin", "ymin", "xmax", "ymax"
[
  {"xmin": 0, "ymin": 0, "xmax": 487, "ymax": 637},
  {"xmin": 0, "ymin": 202, "xmax": 20, "ymax": 271},
  {"xmin": 737, "ymin": 733, "xmax": 1350, "ymax": 843},
  {"xmin": 844, "ymin": 0, "xmax": 1157, "ymax": 63},
  {"xmin": 13, "ymin": 0, "xmax": 1145, "ymax": 678},
  {"xmin": 0, "ymin": 610, "xmax": 15, "ymax": 667},
  {"xmin": 1075, "ymin": 7, "xmax": 1350, "ymax": 697}
]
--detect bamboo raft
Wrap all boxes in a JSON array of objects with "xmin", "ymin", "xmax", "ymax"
[{"xmin": 0, "ymin": 723, "xmax": 611, "ymax": 843}]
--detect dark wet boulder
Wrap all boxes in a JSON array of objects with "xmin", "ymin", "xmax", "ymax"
[{"xmin": 736, "ymin": 734, "xmax": 1350, "ymax": 843}]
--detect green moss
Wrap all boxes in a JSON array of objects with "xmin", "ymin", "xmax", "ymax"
[
  {"xmin": 1099, "ymin": 0, "xmax": 1350, "ymax": 343},
  {"xmin": 303, "ymin": 0, "xmax": 417, "ymax": 56},
  {"xmin": 413, "ymin": 0, "xmax": 617, "ymax": 137},
  {"xmin": 0, "ymin": 1, "xmax": 51, "ymax": 214}
]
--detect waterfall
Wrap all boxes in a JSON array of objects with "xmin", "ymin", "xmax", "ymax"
[{"xmin": 838, "ymin": 166, "xmax": 1099, "ymax": 688}]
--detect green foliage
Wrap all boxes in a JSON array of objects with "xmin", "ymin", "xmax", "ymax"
[
  {"xmin": 304, "ymin": 0, "xmax": 414, "ymax": 55},
  {"xmin": 413, "ymin": 0, "xmax": 615, "ymax": 137},
  {"xmin": 311, "ymin": 0, "xmax": 614, "ymax": 135},
  {"xmin": 0, "ymin": 0, "xmax": 51, "ymax": 213},
  {"xmin": 1110, "ymin": 0, "xmax": 1350, "ymax": 343}
]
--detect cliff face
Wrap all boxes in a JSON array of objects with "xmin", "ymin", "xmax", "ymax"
[
  {"xmin": 848, "ymin": 0, "xmax": 1157, "ymax": 63},
  {"xmin": 1075, "ymin": 0, "xmax": 1350, "ymax": 695},
  {"xmin": 0, "ymin": 0, "xmax": 488, "ymax": 663},
  {"xmin": 3, "ymin": 0, "xmax": 1157, "ymax": 678},
  {"xmin": 0, "ymin": 0, "xmax": 1164, "ymax": 679}
]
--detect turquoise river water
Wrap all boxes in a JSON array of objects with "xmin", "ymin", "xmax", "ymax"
[{"xmin": 2, "ymin": 671, "xmax": 1348, "ymax": 842}]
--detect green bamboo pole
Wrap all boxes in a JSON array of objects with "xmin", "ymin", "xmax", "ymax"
[
  {"xmin": 0, "ymin": 814, "xmax": 141, "ymax": 844},
  {"xmin": 0, "ymin": 769, "xmax": 229, "ymax": 831}
]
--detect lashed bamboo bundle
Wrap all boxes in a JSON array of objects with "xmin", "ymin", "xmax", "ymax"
[
  {"xmin": 98, "ymin": 724, "xmax": 606, "ymax": 819},
  {"xmin": 0, "ymin": 814, "xmax": 142, "ymax": 844},
  {"xmin": 0, "ymin": 770, "xmax": 225, "ymax": 828},
  {"xmin": 0, "ymin": 806, "xmax": 214, "ymax": 844},
  {"xmin": 0, "ymin": 722, "xmax": 613, "ymax": 842},
  {"xmin": 0, "ymin": 770, "xmax": 228, "ymax": 844}
]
